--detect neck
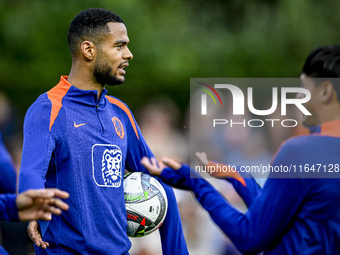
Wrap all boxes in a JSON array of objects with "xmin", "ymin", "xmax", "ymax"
[
  {"xmin": 319, "ymin": 103, "xmax": 340, "ymax": 124},
  {"xmin": 67, "ymin": 65, "xmax": 104, "ymax": 99}
]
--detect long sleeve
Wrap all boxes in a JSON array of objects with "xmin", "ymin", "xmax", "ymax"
[
  {"xmin": 0, "ymin": 193, "xmax": 19, "ymax": 222},
  {"xmin": 206, "ymin": 161, "xmax": 262, "ymax": 207},
  {"xmin": 125, "ymin": 112, "xmax": 189, "ymax": 255},
  {"xmin": 160, "ymin": 162, "xmax": 308, "ymax": 254},
  {"xmin": 225, "ymin": 170, "xmax": 262, "ymax": 208},
  {"xmin": 18, "ymin": 97, "xmax": 57, "ymax": 237},
  {"xmin": 18, "ymin": 97, "xmax": 56, "ymax": 193}
]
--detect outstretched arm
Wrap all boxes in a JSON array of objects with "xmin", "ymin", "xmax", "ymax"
[
  {"xmin": 196, "ymin": 152, "xmax": 262, "ymax": 207},
  {"xmin": 141, "ymin": 156, "xmax": 307, "ymax": 254}
]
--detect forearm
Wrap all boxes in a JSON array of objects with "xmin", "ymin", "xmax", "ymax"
[
  {"xmin": 160, "ymin": 165, "xmax": 241, "ymax": 229},
  {"xmin": 194, "ymin": 183, "xmax": 263, "ymax": 253},
  {"xmin": 160, "ymin": 165, "xmax": 268, "ymax": 253},
  {"xmin": 166, "ymin": 167, "xmax": 245, "ymax": 232},
  {"xmin": 206, "ymin": 161, "xmax": 262, "ymax": 207}
]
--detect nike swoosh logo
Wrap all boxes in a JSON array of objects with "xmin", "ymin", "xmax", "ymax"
[{"xmin": 74, "ymin": 122, "xmax": 87, "ymax": 128}]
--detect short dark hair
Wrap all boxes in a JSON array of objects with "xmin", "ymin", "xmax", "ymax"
[
  {"xmin": 68, "ymin": 8, "xmax": 124, "ymax": 55},
  {"xmin": 302, "ymin": 45, "xmax": 340, "ymax": 99},
  {"xmin": 302, "ymin": 45, "xmax": 340, "ymax": 78}
]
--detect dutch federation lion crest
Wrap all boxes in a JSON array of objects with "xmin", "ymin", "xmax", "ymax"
[{"xmin": 101, "ymin": 147, "xmax": 122, "ymax": 187}]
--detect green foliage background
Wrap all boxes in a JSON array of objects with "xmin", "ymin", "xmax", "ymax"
[{"xmin": 1, "ymin": 0, "xmax": 340, "ymax": 117}]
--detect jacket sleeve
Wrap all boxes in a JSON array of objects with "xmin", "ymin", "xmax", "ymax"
[
  {"xmin": 0, "ymin": 193, "xmax": 19, "ymax": 222},
  {"xmin": 124, "ymin": 111, "xmax": 189, "ymax": 255},
  {"xmin": 18, "ymin": 97, "xmax": 56, "ymax": 193},
  {"xmin": 206, "ymin": 161, "xmax": 262, "ymax": 207},
  {"xmin": 225, "ymin": 169, "xmax": 262, "ymax": 208},
  {"xmin": 160, "ymin": 141, "xmax": 308, "ymax": 254}
]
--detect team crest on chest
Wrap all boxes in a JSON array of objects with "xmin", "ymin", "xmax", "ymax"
[
  {"xmin": 92, "ymin": 144, "xmax": 123, "ymax": 188},
  {"xmin": 101, "ymin": 147, "xmax": 122, "ymax": 187},
  {"xmin": 112, "ymin": 117, "xmax": 125, "ymax": 139}
]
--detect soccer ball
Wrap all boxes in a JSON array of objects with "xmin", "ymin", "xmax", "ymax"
[{"xmin": 124, "ymin": 172, "xmax": 168, "ymax": 237}]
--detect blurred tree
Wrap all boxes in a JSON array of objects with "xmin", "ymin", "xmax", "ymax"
[{"xmin": 0, "ymin": 0, "xmax": 340, "ymax": 117}]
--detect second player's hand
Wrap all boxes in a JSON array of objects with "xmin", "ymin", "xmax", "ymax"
[
  {"xmin": 196, "ymin": 153, "xmax": 245, "ymax": 183},
  {"xmin": 141, "ymin": 157, "xmax": 182, "ymax": 176},
  {"xmin": 195, "ymin": 152, "xmax": 209, "ymax": 166},
  {"xmin": 17, "ymin": 188, "xmax": 69, "ymax": 221},
  {"xmin": 28, "ymin": 221, "xmax": 49, "ymax": 249}
]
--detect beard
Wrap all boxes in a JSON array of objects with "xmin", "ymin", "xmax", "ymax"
[{"xmin": 94, "ymin": 59, "xmax": 124, "ymax": 86}]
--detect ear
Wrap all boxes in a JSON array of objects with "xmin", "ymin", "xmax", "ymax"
[
  {"xmin": 80, "ymin": 41, "xmax": 96, "ymax": 61},
  {"xmin": 320, "ymin": 80, "xmax": 335, "ymax": 103}
]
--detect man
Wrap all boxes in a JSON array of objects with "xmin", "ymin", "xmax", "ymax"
[
  {"xmin": 141, "ymin": 45, "xmax": 340, "ymax": 254},
  {"xmin": 18, "ymin": 8, "xmax": 188, "ymax": 255}
]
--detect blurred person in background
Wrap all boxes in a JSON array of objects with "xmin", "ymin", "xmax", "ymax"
[
  {"xmin": 136, "ymin": 96, "xmax": 188, "ymax": 162},
  {"xmin": 0, "ymin": 131, "xmax": 16, "ymax": 195},
  {"xmin": 0, "ymin": 91, "xmax": 23, "ymax": 167},
  {"xmin": 0, "ymin": 129, "xmax": 17, "ymax": 255},
  {"xmin": 0, "ymin": 114, "xmax": 33, "ymax": 255}
]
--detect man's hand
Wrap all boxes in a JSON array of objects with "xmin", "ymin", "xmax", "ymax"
[
  {"xmin": 16, "ymin": 188, "xmax": 69, "ymax": 221},
  {"xmin": 196, "ymin": 152, "xmax": 226, "ymax": 178},
  {"xmin": 141, "ymin": 156, "xmax": 210, "ymax": 192},
  {"xmin": 20, "ymin": 189, "xmax": 69, "ymax": 249},
  {"xmin": 28, "ymin": 220, "xmax": 50, "ymax": 249},
  {"xmin": 141, "ymin": 157, "xmax": 182, "ymax": 176},
  {"xmin": 195, "ymin": 152, "xmax": 209, "ymax": 166},
  {"xmin": 196, "ymin": 152, "xmax": 246, "ymax": 186}
]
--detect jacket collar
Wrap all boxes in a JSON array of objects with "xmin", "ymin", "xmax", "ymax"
[{"xmin": 59, "ymin": 76, "xmax": 108, "ymax": 107}]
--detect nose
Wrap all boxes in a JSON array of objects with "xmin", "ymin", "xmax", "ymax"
[{"xmin": 124, "ymin": 47, "xmax": 133, "ymax": 60}]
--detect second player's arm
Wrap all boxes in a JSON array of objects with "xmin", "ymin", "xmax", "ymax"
[{"xmin": 143, "ymin": 143, "xmax": 308, "ymax": 254}]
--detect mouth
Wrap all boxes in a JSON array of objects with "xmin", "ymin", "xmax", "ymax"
[{"xmin": 118, "ymin": 62, "xmax": 129, "ymax": 75}]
